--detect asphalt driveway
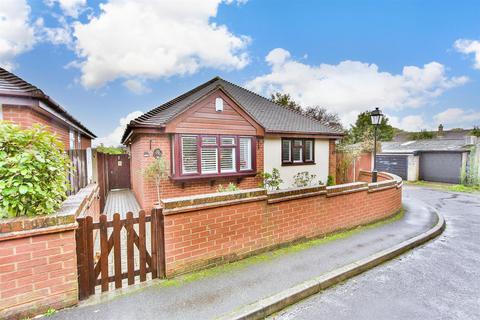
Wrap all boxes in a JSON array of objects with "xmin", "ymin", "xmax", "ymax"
[{"xmin": 270, "ymin": 186, "xmax": 480, "ymax": 320}]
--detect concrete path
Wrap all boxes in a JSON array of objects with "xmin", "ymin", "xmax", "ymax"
[
  {"xmin": 270, "ymin": 186, "xmax": 480, "ymax": 320},
  {"xmin": 52, "ymin": 193, "xmax": 437, "ymax": 320}
]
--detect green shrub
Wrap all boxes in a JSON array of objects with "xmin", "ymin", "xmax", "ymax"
[
  {"xmin": 0, "ymin": 122, "xmax": 70, "ymax": 218},
  {"xmin": 293, "ymin": 171, "xmax": 317, "ymax": 187},
  {"xmin": 258, "ymin": 168, "xmax": 283, "ymax": 191},
  {"xmin": 217, "ymin": 183, "xmax": 239, "ymax": 192},
  {"xmin": 143, "ymin": 157, "xmax": 169, "ymax": 205},
  {"xmin": 327, "ymin": 175, "xmax": 335, "ymax": 186}
]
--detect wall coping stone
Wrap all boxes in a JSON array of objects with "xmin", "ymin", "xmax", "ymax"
[
  {"xmin": 326, "ymin": 182, "xmax": 368, "ymax": 197},
  {"xmin": 162, "ymin": 188, "xmax": 267, "ymax": 210},
  {"xmin": 0, "ymin": 183, "xmax": 98, "ymax": 241},
  {"xmin": 267, "ymin": 185, "xmax": 327, "ymax": 204}
]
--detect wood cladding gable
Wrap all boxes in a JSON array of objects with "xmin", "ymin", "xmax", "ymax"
[{"xmin": 165, "ymin": 89, "xmax": 264, "ymax": 136}]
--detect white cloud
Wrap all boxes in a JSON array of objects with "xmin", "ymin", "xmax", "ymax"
[
  {"xmin": 72, "ymin": 0, "xmax": 250, "ymax": 88},
  {"xmin": 434, "ymin": 108, "xmax": 480, "ymax": 127},
  {"xmin": 0, "ymin": 0, "xmax": 36, "ymax": 69},
  {"xmin": 122, "ymin": 79, "xmax": 151, "ymax": 95},
  {"xmin": 94, "ymin": 111, "xmax": 144, "ymax": 147},
  {"xmin": 246, "ymin": 48, "xmax": 468, "ymax": 126},
  {"xmin": 455, "ymin": 39, "xmax": 480, "ymax": 69},
  {"xmin": 44, "ymin": 0, "xmax": 87, "ymax": 18},
  {"xmin": 389, "ymin": 114, "xmax": 430, "ymax": 131},
  {"xmin": 35, "ymin": 16, "xmax": 73, "ymax": 47}
]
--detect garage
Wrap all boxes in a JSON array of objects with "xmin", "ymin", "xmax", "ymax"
[
  {"xmin": 419, "ymin": 152, "xmax": 463, "ymax": 184},
  {"xmin": 375, "ymin": 154, "xmax": 408, "ymax": 180}
]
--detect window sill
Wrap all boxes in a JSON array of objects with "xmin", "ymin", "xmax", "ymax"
[
  {"xmin": 170, "ymin": 171, "xmax": 257, "ymax": 182},
  {"xmin": 281, "ymin": 162, "xmax": 316, "ymax": 167}
]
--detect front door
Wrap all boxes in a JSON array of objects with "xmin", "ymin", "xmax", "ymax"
[{"xmin": 107, "ymin": 154, "xmax": 131, "ymax": 190}]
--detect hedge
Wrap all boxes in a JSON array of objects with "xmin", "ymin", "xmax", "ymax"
[{"xmin": 0, "ymin": 122, "xmax": 70, "ymax": 218}]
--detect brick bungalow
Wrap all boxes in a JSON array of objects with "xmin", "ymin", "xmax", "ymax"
[
  {"xmin": 0, "ymin": 67, "xmax": 96, "ymax": 150},
  {"xmin": 121, "ymin": 77, "xmax": 343, "ymax": 211}
]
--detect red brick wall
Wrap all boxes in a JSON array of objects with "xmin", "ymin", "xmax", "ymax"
[
  {"xmin": 163, "ymin": 181, "xmax": 402, "ymax": 275},
  {"xmin": 129, "ymin": 133, "xmax": 264, "ymax": 211},
  {"xmin": 2, "ymin": 104, "xmax": 92, "ymax": 150},
  {"xmin": 0, "ymin": 230, "xmax": 78, "ymax": 319}
]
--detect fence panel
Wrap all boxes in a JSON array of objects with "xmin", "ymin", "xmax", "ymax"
[
  {"xmin": 76, "ymin": 208, "xmax": 165, "ymax": 300},
  {"xmin": 67, "ymin": 149, "xmax": 88, "ymax": 195}
]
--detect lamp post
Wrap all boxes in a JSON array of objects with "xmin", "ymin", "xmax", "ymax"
[{"xmin": 370, "ymin": 107, "xmax": 383, "ymax": 183}]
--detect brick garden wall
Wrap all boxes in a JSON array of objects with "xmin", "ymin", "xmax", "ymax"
[
  {"xmin": 129, "ymin": 133, "xmax": 264, "ymax": 212},
  {"xmin": 0, "ymin": 184, "xmax": 100, "ymax": 320},
  {"xmin": 161, "ymin": 173, "xmax": 402, "ymax": 276}
]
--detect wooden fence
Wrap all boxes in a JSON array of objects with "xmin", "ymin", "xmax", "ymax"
[
  {"xmin": 75, "ymin": 209, "xmax": 165, "ymax": 300},
  {"xmin": 67, "ymin": 149, "xmax": 88, "ymax": 195}
]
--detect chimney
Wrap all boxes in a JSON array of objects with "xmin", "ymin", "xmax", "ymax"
[{"xmin": 438, "ymin": 124, "xmax": 444, "ymax": 136}]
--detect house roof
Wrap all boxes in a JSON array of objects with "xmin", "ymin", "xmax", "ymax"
[
  {"xmin": 0, "ymin": 68, "xmax": 96, "ymax": 138},
  {"xmin": 381, "ymin": 139, "xmax": 472, "ymax": 154},
  {"xmin": 392, "ymin": 129, "xmax": 472, "ymax": 142},
  {"xmin": 121, "ymin": 77, "xmax": 343, "ymax": 143}
]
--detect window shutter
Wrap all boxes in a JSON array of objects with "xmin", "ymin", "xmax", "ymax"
[
  {"xmin": 293, "ymin": 140, "xmax": 303, "ymax": 162},
  {"xmin": 181, "ymin": 136, "xmax": 198, "ymax": 174},
  {"xmin": 221, "ymin": 147, "xmax": 235, "ymax": 173},
  {"xmin": 201, "ymin": 148, "xmax": 218, "ymax": 174},
  {"xmin": 282, "ymin": 140, "xmax": 291, "ymax": 162},
  {"xmin": 239, "ymin": 138, "xmax": 252, "ymax": 170},
  {"xmin": 305, "ymin": 140, "xmax": 313, "ymax": 161}
]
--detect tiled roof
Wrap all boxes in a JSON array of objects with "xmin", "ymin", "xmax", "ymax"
[
  {"xmin": 381, "ymin": 139, "xmax": 471, "ymax": 153},
  {"xmin": 0, "ymin": 68, "xmax": 96, "ymax": 138},
  {"xmin": 122, "ymin": 77, "xmax": 343, "ymax": 142}
]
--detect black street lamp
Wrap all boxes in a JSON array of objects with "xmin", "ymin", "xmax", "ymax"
[{"xmin": 370, "ymin": 107, "xmax": 383, "ymax": 183}]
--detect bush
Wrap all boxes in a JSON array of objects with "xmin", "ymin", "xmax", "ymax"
[
  {"xmin": 258, "ymin": 168, "xmax": 283, "ymax": 191},
  {"xmin": 0, "ymin": 122, "xmax": 70, "ymax": 218},
  {"xmin": 217, "ymin": 183, "xmax": 239, "ymax": 192},
  {"xmin": 327, "ymin": 175, "xmax": 335, "ymax": 186},
  {"xmin": 293, "ymin": 171, "xmax": 317, "ymax": 187}
]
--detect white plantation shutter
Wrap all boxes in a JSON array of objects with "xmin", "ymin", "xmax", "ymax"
[
  {"xmin": 201, "ymin": 148, "xmax": 218, "ymax": 174},
  {"xmin": 221, "ymin": 147, "xmax": 235, "ymax": 172},
  {"xmin": 293, "ymin": 140, "xmax": 303, "ymax": 163},
  {"xmin": 181, "ymin": 136, "xmax": 198, "ymax": 174},
  {"xmin": 305, "ymin": 140, "xmax": 313, "ymax": 161},
  {"xmin": 239, "ymin": 138, "xmax": 252, "ymax": 170},
  {"xmin": 282, "ymin": 140, "xmax": 291, "ymax": 162}
]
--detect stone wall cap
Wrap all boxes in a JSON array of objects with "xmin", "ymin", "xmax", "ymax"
[{"xmin": 162, "ymin": 188, "xmax": 267, "ymax": 209}]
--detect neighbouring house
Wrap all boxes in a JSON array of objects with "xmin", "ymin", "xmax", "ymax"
[
  {"xmin": 378, "ymin": 125, "xmax": 479, "ymax": 183},
  {"xmin": 0, "ymin": 67, "xmax": 97, "ymax": 193},
  {"xmin": 0, "ymin": 67, "xmax": 96, "ymax": 150},
  {"xmin": 121, "ymin": 77, "xmax": 343, "ymax": 210}
]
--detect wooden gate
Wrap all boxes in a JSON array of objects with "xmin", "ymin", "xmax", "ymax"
[
  {"xmin": 75, "ymin": 208, "xmax": 165, "ymax": 300},
  {"xmin": 107, "ymin": 154, "xmax": 131, "ymax": 190}
]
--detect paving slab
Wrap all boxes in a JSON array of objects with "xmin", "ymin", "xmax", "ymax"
[{"xmin": 52, "ymin": 196, "xmax": 437, "ymax": 320}]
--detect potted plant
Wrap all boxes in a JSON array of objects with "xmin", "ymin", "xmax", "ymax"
[{"xmin": 143, "ymin": 157, "xmax": 169, "ymax": 208}]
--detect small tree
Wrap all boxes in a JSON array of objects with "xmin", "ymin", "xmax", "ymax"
[
  {"xmin": 143, "ymin": 157, "xmax": 169, "ymax": 205},
  {"xmin": 0, "ymin": 122, "xmax": 70, "ymax": 218}
]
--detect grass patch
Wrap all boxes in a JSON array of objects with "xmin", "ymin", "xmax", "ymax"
[
  {"xmin": 156, "ymin": 208, "xmax": 404, "ymax": 289},
  {"xmin": 406, "ymin": 180, "xmax": 480, "ymax": 193}
]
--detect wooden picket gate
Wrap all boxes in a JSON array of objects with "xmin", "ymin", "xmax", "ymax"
[{"xmin": 75, "ymin": 208, "xmax": 165, "ymax": 300}]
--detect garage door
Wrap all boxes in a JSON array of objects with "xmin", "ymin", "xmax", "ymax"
[
  {"xmin": 419, "ymin": 152, "xmax": 462, "ymax": 184},
  {"xmin": 375, "ymin": 154, "xmax": 408, "ymax": 180}
]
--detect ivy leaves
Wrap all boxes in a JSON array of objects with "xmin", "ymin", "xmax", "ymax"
[{"xmin": 0, "ymin": 122, "xmax": 70, "ymax": 218}]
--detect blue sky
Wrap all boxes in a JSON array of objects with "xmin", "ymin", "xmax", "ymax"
[{"xmin": 2, "ymin": 0, "xmax": 480, "ymax": 145}]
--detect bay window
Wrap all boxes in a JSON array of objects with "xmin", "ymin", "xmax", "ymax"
[
  {"xmin": 176, "ymin": 134, "xmax": 255, "ymax": 178},
  {"xmin": 281, "ymin": 138, "xmax": 315, "ymax": 165}
]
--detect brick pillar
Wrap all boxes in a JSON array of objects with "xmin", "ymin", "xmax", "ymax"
[{"xmin": 328, "ymin": 139, "xmax": 337, "ymax": 181}]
